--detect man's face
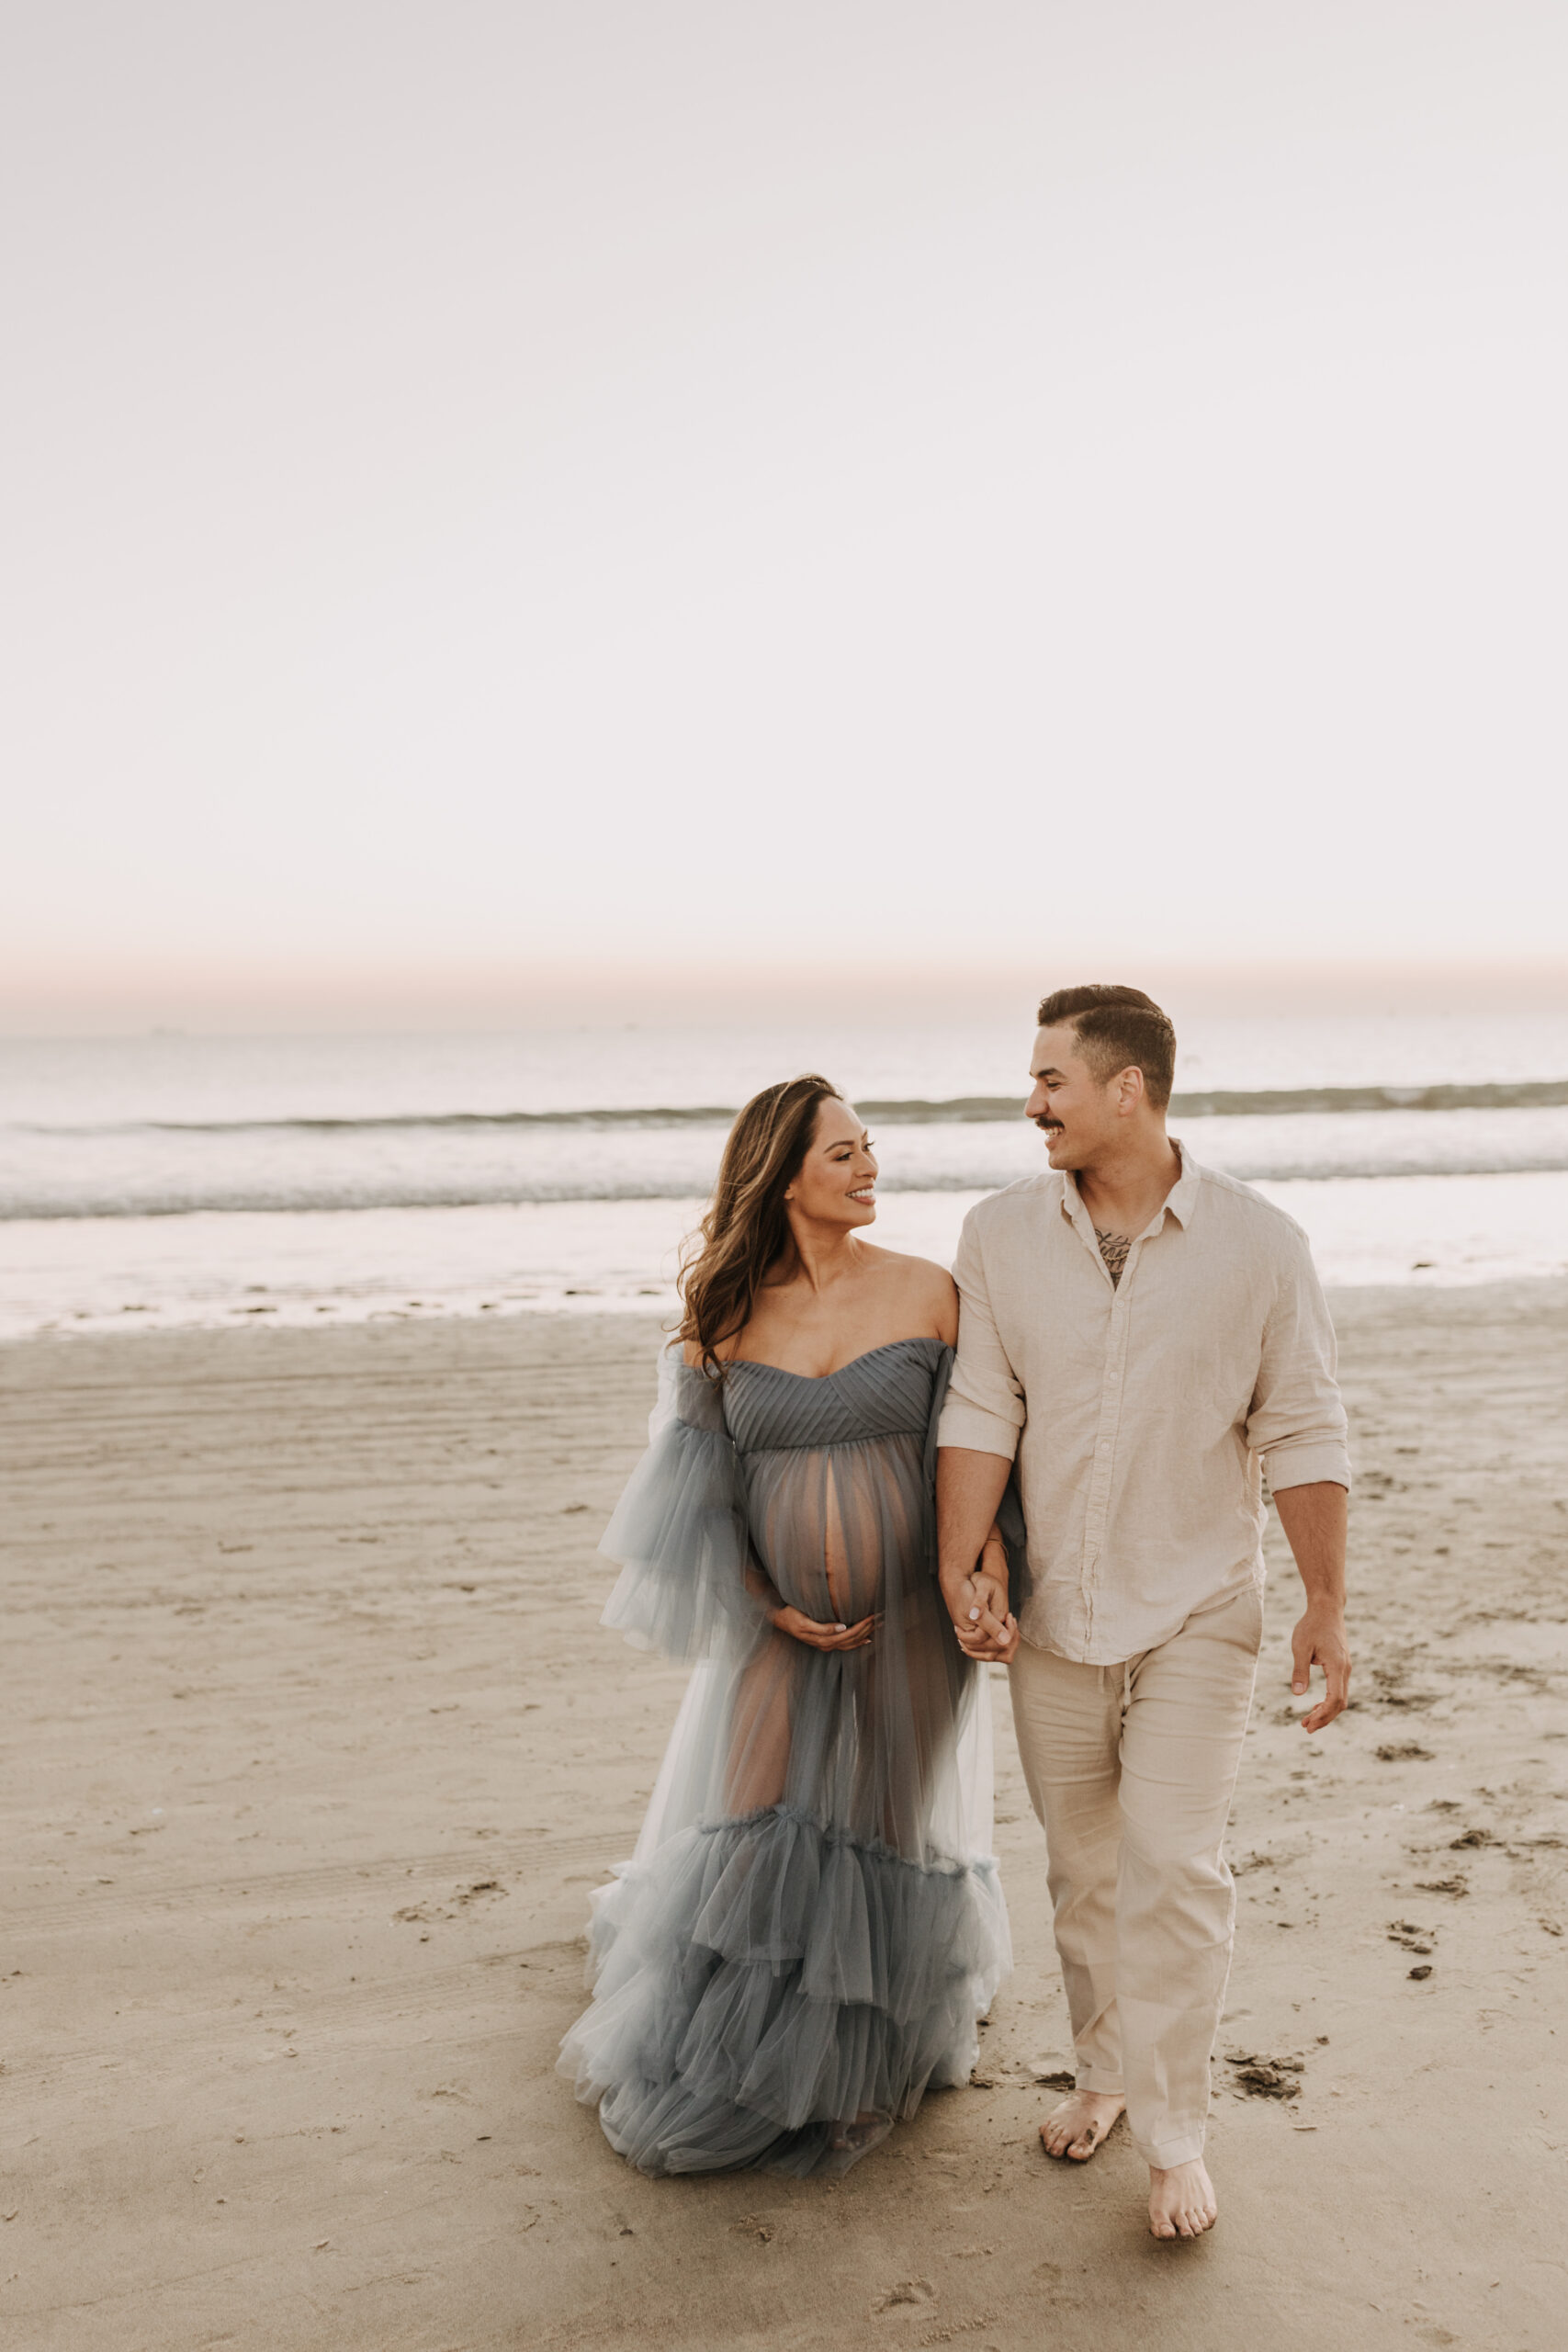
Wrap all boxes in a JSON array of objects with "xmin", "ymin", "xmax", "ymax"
[{"xmin": 1024, "ymin": 1023, "xmax": 1120, "ymax": 1170}]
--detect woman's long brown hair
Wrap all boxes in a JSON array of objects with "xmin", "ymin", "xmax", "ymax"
[{"xmin": 677, "ymin": 1075, "xmax": 840, "ymax": 1375}]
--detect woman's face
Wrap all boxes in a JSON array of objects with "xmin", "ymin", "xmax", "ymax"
[{"xmin": 784, "ymin": 1097, "xmax": 878, "ymax": 1231}]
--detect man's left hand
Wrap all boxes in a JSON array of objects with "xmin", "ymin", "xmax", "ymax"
[{"xmin": 1291, "ymin": 1604, "xmax": 1351, "ymax": 1732}]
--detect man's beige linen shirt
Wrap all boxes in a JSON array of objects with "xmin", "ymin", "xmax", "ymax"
[{"xmin": 937, "ymin": 1144, "xmax": 1351, "ymax": 1664}]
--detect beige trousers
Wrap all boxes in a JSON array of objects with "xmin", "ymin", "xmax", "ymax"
[{"xmin": 1008, "ymin": 1582, "xmax": 1264, "ymax": 2169}]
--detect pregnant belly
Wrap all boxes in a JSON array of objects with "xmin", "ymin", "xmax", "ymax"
[
  {"xmin": 768, "ymin": 1530, "xmax": 885, "ymax": 1623},
  {"xmin": 748, "ymin": 1445, "xmax": 922, "ymax": 1624}
]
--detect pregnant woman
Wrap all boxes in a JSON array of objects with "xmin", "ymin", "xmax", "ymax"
[{"xmin": 560, "ymin": 1075, "xmax": 1014, "ymax": 2176}]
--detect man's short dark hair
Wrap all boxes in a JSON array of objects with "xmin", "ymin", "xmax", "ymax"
[{"xmin": 1036, "ymin": 983, "xmax": 1177, "ymax": 1112}]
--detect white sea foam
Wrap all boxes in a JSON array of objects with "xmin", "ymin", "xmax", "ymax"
[{"xmin": 2, "ymin": 1173, "xmax": 1565, "ymax": 1341}]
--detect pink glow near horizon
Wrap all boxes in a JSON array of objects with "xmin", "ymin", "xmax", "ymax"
[{"xmin": 6, "ymin": 956, "xmax": 1568, "ymax": 1037}]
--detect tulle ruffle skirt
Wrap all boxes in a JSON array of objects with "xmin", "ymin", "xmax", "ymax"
[{"xmin": 558, "ymin": 1802, "xmax": 1009, "ymax": 2177}]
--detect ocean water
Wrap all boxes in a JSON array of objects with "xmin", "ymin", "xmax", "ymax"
[{"xmin": 3, "ymin": 1015, "xmax": 1567, "ymax": 1337}]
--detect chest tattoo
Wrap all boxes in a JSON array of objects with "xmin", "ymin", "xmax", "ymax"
[{"xmin": 1095, "ymin": 1227, "xmax": 1132, "ymax": 1287}]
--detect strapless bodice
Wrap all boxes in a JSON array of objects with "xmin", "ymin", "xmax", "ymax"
[{"xmin": 671, "ymin": 1336, "xmax": 949, "ymax": 1454}]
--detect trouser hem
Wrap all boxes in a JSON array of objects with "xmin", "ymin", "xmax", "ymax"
[
  {"xmin": 1138, "ymin": 2132, "xmax": 1206, "ymax": 2168},
  {"xmin": 1073, "ymin": 2068, "xmax": 1125, "ymax": 2096}
]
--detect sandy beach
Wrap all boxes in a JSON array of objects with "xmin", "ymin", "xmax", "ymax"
[{"xmin": 3, "ymin": 1284, "xmax": 1566, "ymax": 2352}]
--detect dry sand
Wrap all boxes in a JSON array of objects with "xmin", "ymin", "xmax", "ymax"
[{"xmin": 3, "ymin": 1285, "xmax": 1566, "ymax": 2352}]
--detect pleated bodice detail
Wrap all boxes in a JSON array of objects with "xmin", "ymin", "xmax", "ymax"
[{"xmin": 717, "ymin": 1336, "xmax": 945, "ymax": 1449}]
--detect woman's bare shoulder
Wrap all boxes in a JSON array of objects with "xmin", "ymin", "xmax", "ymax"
[
  {"xmin": 862, "ymin": 1246, "xmax": 957, "ymax": 1329},
  {"xmin": 864, "ymin": 1244, "xmax": 955, "ymax": 1292}
]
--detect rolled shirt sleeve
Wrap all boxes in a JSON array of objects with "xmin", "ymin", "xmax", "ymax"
[
  {"xmin": 1246, "ymin": 1226, "xmax": 1353, "ymax": 1492},
  {"xmin": 937, "ymin": 1211, "xmax": 1028, "ymax": 1460}
]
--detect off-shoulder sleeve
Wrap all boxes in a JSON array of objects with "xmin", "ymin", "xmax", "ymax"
[{"xmin": 599, "ymin": 1349, "xmax": 761, "ymax": 1662}]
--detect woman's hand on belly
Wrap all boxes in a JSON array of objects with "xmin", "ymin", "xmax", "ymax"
[{"xmin": 768, "ymin": 1604, "xmax": 880, "ymax": 1652}]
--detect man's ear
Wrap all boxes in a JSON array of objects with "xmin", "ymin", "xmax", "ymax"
[{"xmin": 1116, "ymin": 1066, "xmax": 1145, "ymax": 1115}]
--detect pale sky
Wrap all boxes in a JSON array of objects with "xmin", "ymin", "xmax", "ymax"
[{"xmin": 5, "ymin": 3, "xmax": 1566, "ymax": 1026}]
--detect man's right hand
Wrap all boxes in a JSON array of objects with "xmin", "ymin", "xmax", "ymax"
[
  {"xmin": 936, "ymin": 1447, "xmax": 1021, "ymax": 1662},
  {"xmin": 940, "ymin": 1561, "xmax": 1020, "ymax": 1663}
]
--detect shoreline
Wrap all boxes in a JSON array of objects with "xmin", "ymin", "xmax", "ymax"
[
  {"xmin": 5, "ymin": 1263, "xmax": 1566, "ymax": 1349},
  {"xmin": 3, "ymin": 1169, "xmax": 1568, "ymax": 1342},
  {"xmin": 4, "ymin": 1286, "xmax": 1566, "ymax": 2348}
]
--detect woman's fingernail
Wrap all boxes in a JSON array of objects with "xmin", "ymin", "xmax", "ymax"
[{"xmin": 968, "ymin": 1608, "xmax": 980, "ymax": 1621}]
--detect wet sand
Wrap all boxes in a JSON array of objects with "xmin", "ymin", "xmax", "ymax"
[{"xmin": 2, "ymin": 1285, "xmax": 1566, "ymax": 2351}]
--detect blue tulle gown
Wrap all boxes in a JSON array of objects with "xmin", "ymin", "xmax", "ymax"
[{"xmin": 558, "ymin": 1336, "xmax": 1010, "ymax": 2176}]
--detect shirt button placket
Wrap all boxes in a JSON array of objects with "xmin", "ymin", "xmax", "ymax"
[{"xmin": 1082, "ymin": 1244, "xmax": 1138, "ymax": 1651}]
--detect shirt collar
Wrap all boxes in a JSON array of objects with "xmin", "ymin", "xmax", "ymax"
[
  {"xmin": 1163, "ymin": 1137, "xmax": 1201, "ymax": 1228},
  {"xmin": 1059, "ymin": 1136, "xmax": 1201, "ymax": 1238}
]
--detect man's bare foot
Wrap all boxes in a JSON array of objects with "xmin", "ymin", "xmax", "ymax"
[
  {"xmin": 1148, "ymin": 2157, "xmax": 1217, "ymax": 2239},
  {"xmin": 1039, "ymin": 2088, "xmax": 1125, "ymax": 2161}
]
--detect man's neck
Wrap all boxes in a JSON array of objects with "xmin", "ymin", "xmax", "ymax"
[{"xmin": 1073, "ymin": 1132, "xmax": 1183, "ymax": 1242}]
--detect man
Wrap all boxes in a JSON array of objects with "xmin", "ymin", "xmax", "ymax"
[{"xmin": 936, "ymin": 984, "xmax": 1351, "ymax": 2242}]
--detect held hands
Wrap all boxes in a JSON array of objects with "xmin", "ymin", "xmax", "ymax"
[
  {"xmin": 771, "ymin": 1605, "xmax": 880, "ymax": 1653},
  {"xmin": 1291, "ymin": 1604, "xmax": 1351, "ymax": 1731},
  {"xmin": 941, "ymin": 1541, "xmax": 1020, "ymax": 1665}
]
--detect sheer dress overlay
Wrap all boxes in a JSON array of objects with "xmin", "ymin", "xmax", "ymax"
[{"xmin": 558, "ymin": 1337, "xmax": 1010, "ymax": 2176}]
